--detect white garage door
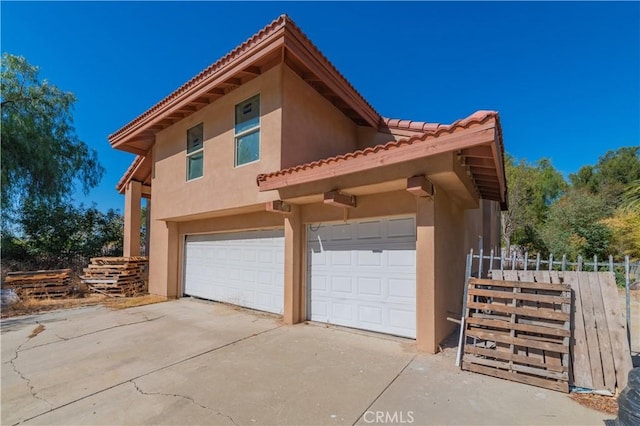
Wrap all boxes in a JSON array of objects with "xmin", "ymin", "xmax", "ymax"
[
  {"xmin": 307, "ymin": 217, "xmax": 416, "ymax": 338},
  {"xmin": 184, "ymin": 229, "xmax": 284, "ymax": 314}
]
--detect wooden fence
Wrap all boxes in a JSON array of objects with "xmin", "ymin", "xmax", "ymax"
[{"xmin": 467, "ymin": 248, "xmax": 637, "ymax": 353}]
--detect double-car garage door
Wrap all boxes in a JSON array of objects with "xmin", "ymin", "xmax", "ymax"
[{"xmin": 183, "ymin": 217, "xmax": 416, "ymax": 338}]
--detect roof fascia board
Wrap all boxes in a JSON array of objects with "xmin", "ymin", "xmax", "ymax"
[
  {"xmin": 117, "ymin": 154, "xmax": 151, "ymax": 193},
  {"xmin": 258, "ymin": 121, "xmax": 497, "ymax": 192},
  {"xmin": 490, "ymin": 131, "xmax": 507, "ymax": 203}
]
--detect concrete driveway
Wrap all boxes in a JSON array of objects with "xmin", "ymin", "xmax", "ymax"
[{"xmin": 2, "ymin": 299, "xmax": 612, "ymax": 425}]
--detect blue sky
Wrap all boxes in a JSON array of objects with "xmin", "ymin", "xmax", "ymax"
[{"xmin": 2, "ymin": 1, "xmax": 638, "ymax": 213}]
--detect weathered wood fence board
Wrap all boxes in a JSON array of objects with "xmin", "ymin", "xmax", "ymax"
[
  {"xmin": 563, "ymin": 273, "xmax": 592, "ymax": 389},
  {"xmin": 598, "ymin": 273, "xmax": 633, "ymax": 390}
]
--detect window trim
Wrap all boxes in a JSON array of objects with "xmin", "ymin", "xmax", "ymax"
[
  {"xmin": 234, "ymin": 94, "xmax": 261, "ymax": 167},
  {"xmin": 186, "ymin": 122, "xmax": 204, "ymax": 181}
]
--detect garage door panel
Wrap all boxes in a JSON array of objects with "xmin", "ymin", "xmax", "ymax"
[
  {"xmin": 388, "ymin": 217, "xmax": 415, "ymax": 238},
  {"xmin": 357, "ymin": 277, "xmax": 383, "ymax": 296},
  {"xmin": 357, "ymin": 251, "xmax": 382, "ymax": 266},
  {"xmin": 359, "ymin": 305, "xmax": 383, "ymax": 325},
  {"xmin": 357, "ymin": 220, "xmax": 382, "ymax": 239},
  {"xmin": 184, "ymin": 230, "xmax": 284, "ymax": 314},
  {"xmin": 308, "ymin": 217, "xmax": 416, "ymax": 339},
  {"xmin": 388, "ymin": 278, "xmax": 415, "ymax": 299}
]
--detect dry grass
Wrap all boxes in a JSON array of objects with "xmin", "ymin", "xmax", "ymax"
[
  {"xmin": 570, "ymin": 393, "xmax": 619, "ymax": 415},
  {"xmin": 1, "ymin": 293, "xmax": 166, "ymax": 318},
  {"xmin": 1, "ymin": 294, "xmax": 108, "ymax": 318},
  {"xmin": 102, "ymin": 294, "xmax": 167, "ymax": 310}
]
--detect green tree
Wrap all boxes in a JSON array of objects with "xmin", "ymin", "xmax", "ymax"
[
  {"xmin": 541, "ymin": 188, "xmax": 613, "ymax": 259},
  {"xmin": 501, "ymin": 155, "xmax": 566, "ymax": 253},
  {"xmin": 569, "ymin": 146, "xmax": 640, "ymax": 205},
  {"xmin": 1, "ymin": 53, "xmax": 104, "ymax": 218},
  {"xmin": 603, "ymin": 208, "xmax": 640, "ymax": 260},
  {"xmin": 11, "ymin": 201, "xmax": 123, "ymax": 265},
  {"xmin": 622, "ymin": 179, "xmax": 640, "ymax": 213}
]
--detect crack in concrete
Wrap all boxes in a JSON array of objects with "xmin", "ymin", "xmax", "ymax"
[
  {"xmin": 8, "ymin": 329, "xmax": 54, "ymax": 411},
  {"xmin": 15, "ymin": 324, "xmax": 282, "ymax": 425},
  {"xmin": 4, "ymin": 315, "xmax": 165, "ymax": 420},
  {"xmin": 131, "ymin": 380, "xmax": 238, "ymax": 425},
  {"xmin": 22, "ymin": 315, "xmax": 165, "ymax": 350}
]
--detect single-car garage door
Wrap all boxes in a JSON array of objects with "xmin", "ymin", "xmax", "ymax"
[
  {"xmin": 184, "ymin": 229, "xmax": 284, "ymax": 314},
  {"xmin": 307, "ymin": 217, "xmax": 416, "ymax": 338}
]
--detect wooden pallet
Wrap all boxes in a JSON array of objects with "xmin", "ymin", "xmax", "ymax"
[
  {"xmin": 4, "ymin": 269, "xmax": 72, "ymax": 299},
  {"xmin": 461, "ymin": 271, "xmax": 572, "ymax": 392},
  {"xmin": 81, "ymin": 257, "xmax": 148, "ymax": 297}
]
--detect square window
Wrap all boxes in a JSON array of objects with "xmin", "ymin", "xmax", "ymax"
[{"xmin": 236, "ymin": 130, "xmax": 260, "ymax": 165}]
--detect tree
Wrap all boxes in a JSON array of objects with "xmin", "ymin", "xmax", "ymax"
[
  {"xmin": 622, "ymin": 179, "xmax": 640, "ymax": 213},
  {"xmin": 11, "ymin": 201, "xmax": 124, "ymax": 265},
  {"xmin": 569, "ymin": 146, "xmax": 640, "ymax": 205},
  {"xmin": 540, "ymin": 188, "xmax": 613, "ymax": 259},
  {"xmin": 603, "ymin": 208, "xmax": 640, "ymax": 260},
  {"xmin": 501, "ymin": 155, "xmax": 566, "ymax": 253},
  {"xmin": 1, "ymin": 53, "xmax": 104, "ymax": 218}
]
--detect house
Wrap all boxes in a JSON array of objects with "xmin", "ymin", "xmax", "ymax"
[{"xmin": 108, "ymin": 15, "xmax": 507, "ymax": 353}]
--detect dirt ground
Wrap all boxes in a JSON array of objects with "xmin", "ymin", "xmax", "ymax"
[{"xmin": 570, "ymin": 393, "xmax": 618, "ymax": 415}]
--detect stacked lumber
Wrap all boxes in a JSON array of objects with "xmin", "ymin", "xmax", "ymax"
[
  {"xmin": 82, "ymin": 257, "xmax": 147, "ymax": 297},
  {"xmin": 4, "ymin": 269, "xmax": 72, "ymax": 299},
  {"xmin": 461, "ymin": 270, "xmax": 572, "ymax": 393}
]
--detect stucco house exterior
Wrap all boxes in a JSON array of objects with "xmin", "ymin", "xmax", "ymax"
[{"xmin": 109, "ymin": 15, "xmax": 507, "ymax": 353}]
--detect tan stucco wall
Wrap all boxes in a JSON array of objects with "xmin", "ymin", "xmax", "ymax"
[
  {"xmin": 432, "ymin": 187, "xmax": 466, "ymax": 350},
  {"xmin": 464, "ymin": 199, "xmax": 502, "ymax": 261},
  {"xmin": 281, "ymin": 66, "xmax": 358, "ymax": 168},
  {"xmin": 356, "ymin": 126, "xmax": 413, "ymax": 150},
  {"xmin": 299, "ymin": 190, "xmax": 416, "ymax": 224},
  {"xmin": 151, "ymin": 65, "xmax": 284, "ymax": 222},
  {"xmin": 148, "ymin": 218, "xmax": 179, "ymax": 297}
]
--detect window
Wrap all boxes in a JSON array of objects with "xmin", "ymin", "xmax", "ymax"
[
  {"xmin": 235, "ymin": 94, "xmax": 260, "ymax": 166},
  {"xmin": 186, "ymin": 123, "xmax": 204, "ymax": 180}
]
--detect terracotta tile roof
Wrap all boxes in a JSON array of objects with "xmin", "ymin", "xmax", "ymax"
[
  {"xmin": 257, "ymin": 110, "xmax": 500, "ymax": 184},
  {"xmin": 116, "ymin": 156, "xmax": 144, "ymax": 193},
  {"xmin": 109, "ymin": 14, "xmax": 380, "ymax": 143},
  {"xmin": 380, "ymin": 117, "xmax": 443, "ymax": 133}
]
